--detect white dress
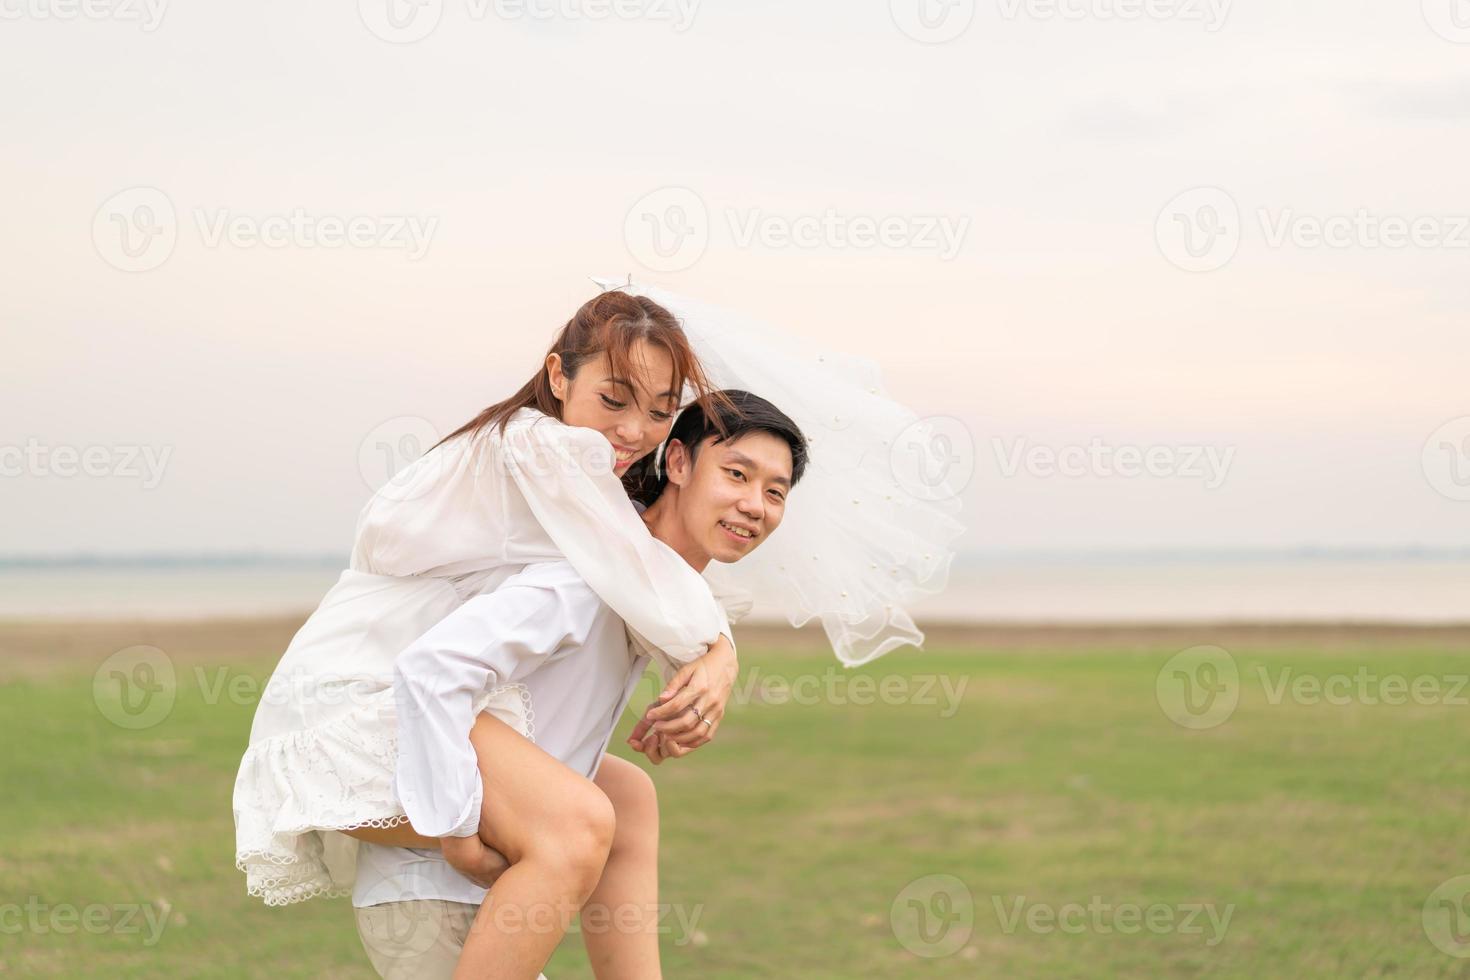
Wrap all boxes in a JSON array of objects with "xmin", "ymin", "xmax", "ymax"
[{"xmin": 232, "ymin": 408, "xmax": 733, "ymax": 907}]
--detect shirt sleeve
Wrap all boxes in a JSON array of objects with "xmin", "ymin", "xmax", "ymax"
[
  {"xmin": 351, "ymin": 431, "xmax": 507, "ymax": 578},
  {"xmin": 391, "ymin": 562, "xmax": 603, "ymax": 839},
  {"xmin": 500, "ymin": 416, "xmax": 735, "ymax": 666}
]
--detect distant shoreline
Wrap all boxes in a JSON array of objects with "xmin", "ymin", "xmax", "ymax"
[
  {"xmin": 7, "ymin": 615, "xmax": 1469, "ymax": 683},
  {"xmin": 4, "ymin": 609, "xmax": 1470, "ymax": 632},
  {"xmin": 5, "ymin": 546, "xmax": 1470, "ymax": 569},
  {"xmin": 3, "ymin": 554, "xmax": 1466, "ymax": 623},
  {"xmin": 4, "ymin": 613, "xmax": 1468, "ymax": 640}
]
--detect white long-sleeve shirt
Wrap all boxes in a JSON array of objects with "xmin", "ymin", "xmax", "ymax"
[
  {"xmin": 355, "ymin": 560, "xmax": 650, "ymax": 908},
  {"xmin": 392, "ymin": 560, "xmax": 651, "ymax": 840},
  {"xmin": 353, "ymin": 408, "xmax": 732, "ymax": 674}
]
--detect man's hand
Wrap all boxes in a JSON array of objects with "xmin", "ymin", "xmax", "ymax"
[
  {"xmin": 439, "ymin": 833, "xmax": 511, "ymax": 889},
  {"xmin": 629, "ymin": 729, "xmax": 675, "ymax": 766},
  {"xmin": 626, "ymin": 633, "xmax": 738, "ymax": 762}
]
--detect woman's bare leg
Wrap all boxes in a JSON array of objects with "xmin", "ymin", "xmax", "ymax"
[
  {"xmin": 341, "ymin": 822, "xmax": 441, "ymax": 849},
  {"xmin": 343, "ymin": 812, "xmax": 513, "ymax": 888},
  {"xmin": 581, "ymin": 754, "xmax": 661, "ymax": 980},
  {"xmin": 454, "ymin": 713, "xmax": 616, "ymax": 980}
]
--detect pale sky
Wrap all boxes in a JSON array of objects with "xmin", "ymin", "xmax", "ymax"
[{"xmin": 3, "ymin": 0, "xmax": 1468, "ymax": 556}]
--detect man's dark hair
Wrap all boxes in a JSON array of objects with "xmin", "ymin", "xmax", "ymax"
[{"xmin": 631, "ymin": 390, "xmax": 808, "ymax": 505}]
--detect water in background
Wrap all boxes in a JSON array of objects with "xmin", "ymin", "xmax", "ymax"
[
  {"xmin": 906, "ymin": 553, "xmax": 1470, "ymax": 623},
  {"xmin": 0, "ymin": 552, "xmax": 1465, "ymax": 623},
  {"xmin": 0, "ymin": 562, "xmax": 345, "ymax": 620}
]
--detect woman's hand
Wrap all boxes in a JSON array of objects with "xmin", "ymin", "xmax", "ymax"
[
  {"xmin": 439, "ymin": 833, "xmax": 511, "ymax": 889},
  {"xmin": 626, "ymin": 633, "xmax": 738, "ymax": 762}
]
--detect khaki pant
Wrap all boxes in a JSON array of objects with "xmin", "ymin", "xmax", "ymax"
[
  {"xmin": 354, "ymin": 899, "xmax": 553, "ymax": 979},
  {"xmin": 354, "ymin": 899, "xmax": 470, "ymax": 979}
]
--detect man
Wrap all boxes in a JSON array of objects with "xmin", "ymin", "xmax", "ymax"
[{"xmin": 352, "ymin": 390, "xmax": 807, "ymax": 978}]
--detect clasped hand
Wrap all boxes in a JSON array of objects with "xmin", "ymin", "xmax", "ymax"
[{"xmin": 626, "ymin": 634, "xmax": 737, "ymax": 765}]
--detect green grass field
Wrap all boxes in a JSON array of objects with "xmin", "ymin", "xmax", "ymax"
[{"xmin": 3, "ymin": 620, "xmax": 1469, "ymax": 977}]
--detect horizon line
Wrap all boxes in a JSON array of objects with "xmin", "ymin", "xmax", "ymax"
[{"xmin": 4, "ymin": 545, "xmax": 1470, "ymax": 569}]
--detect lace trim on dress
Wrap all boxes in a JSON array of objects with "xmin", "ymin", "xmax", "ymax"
[{"xmin": 235, "ymin": 683, "xmax": 535, "ymax": 907}]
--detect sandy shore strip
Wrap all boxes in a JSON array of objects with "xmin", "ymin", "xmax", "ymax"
[{"xmin": 4, "ymin": 615, "xmax": 1469, "ymax": 680}]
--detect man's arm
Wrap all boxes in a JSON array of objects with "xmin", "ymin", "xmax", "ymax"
[{"xmin": 391, "ymin": 563, "xmax": 590, "ymax": 840}]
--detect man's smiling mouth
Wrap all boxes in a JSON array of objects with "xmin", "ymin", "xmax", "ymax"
[{"xmin": 719, "ymin": 520, "xmax": 756, "ymax": 540}]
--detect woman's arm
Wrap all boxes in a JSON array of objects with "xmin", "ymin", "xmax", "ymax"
[
  {"xmin": 501, "ymin": 415, "xmax": 735, "ymax": 667},
  {"xmin": 341, "ymin": 823, "xmax": 441, "ymax": 849}
]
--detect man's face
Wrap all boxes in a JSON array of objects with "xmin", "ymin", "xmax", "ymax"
[{"xmin": 668, "ymin": 431, "xmax": 793, "ymax": 563}]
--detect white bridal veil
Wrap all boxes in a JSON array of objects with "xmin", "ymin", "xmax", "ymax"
[{"xmin": 593, "ymin": 277, "xmax": 967, "ymax": 668}]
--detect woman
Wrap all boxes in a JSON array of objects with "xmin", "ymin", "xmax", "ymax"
[{"xmin": 234, "ymin": 289, "xmax": 740, "ymax": 908}]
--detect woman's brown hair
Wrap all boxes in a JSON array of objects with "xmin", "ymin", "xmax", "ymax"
[{"xmin": 436, "ymin": 289, "xmax": 735, "ymax": 501}]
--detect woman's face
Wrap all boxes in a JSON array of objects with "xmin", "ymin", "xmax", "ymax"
[{"xmin": 548, "ymin": 340, "xmax": 681, "ymax": 477}]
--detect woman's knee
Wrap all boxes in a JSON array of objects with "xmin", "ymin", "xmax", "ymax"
[
  {"xmin": 568, "ymin": 783, "xmax": 617, "ymax": 855},
  {"xmin": 598, "ymin": 756, "xmax": 658, "ymax": 818},
  {"xmin": 597, "ymin": 758, "xmax": 659, "ymax": 857},
  {"xmin": 528, "ymin": 783, "xmax": 616, "ymax": 887}
]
